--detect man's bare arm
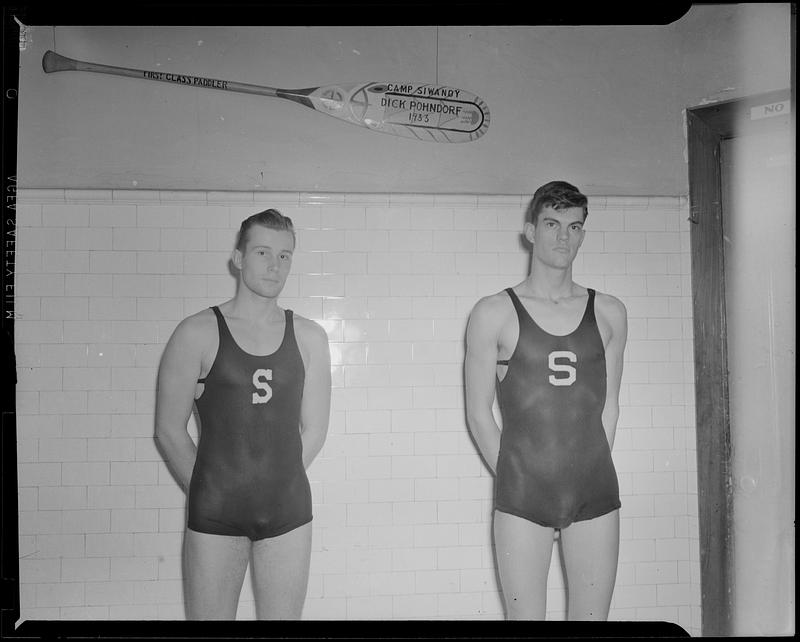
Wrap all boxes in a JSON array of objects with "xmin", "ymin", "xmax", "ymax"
[
  {"xmin": 599, "ymin": 294, "xmax": 628, "ymax": 449},
  {"xmin": 465, "ymin": 296, "xmax": 505, "ymax": 474},
  {"xmin": 154, "ymin": 315, "xmax": 207, "ymax": 492},
  {"xmin": 297, "ymin": 318, "xmax": 331, "ymax": 470}
]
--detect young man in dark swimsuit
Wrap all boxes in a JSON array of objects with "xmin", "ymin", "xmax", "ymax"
[
  {"xmin": 465, "ymin": 182, "xmax": 627, "ymax": 620},
  {"xmin": 156, "ymin": 209, "xmax": 331, "ymax": 620}
]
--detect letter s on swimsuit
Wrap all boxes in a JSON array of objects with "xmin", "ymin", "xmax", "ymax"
[
  {"xmin": 548, "ymin": 351, "xmax": 577, "ymax": 386},
  {"xmin": 252, "ymin": 368, "xmax": 273, "ymax": 404}
]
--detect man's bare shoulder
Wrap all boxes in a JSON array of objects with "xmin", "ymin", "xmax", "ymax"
[
  {"xmin": 594, "ymin": 291, "xmax": 628, "ymax": 332},
  {"xmin": 292, "ymin": 313, "xmax": 330, "ymax": 347},
  {"xmin": 159, "ymin": 308, "xmax": 218, "ymax": 375},
  {"xmin": 169, "ymin": 307, "xmax": 217, "ymax": 346},
  {"xmin": 468, "ymin": 290, "xmax": 514, "ymax": 334},
  {"xmin": 594, "ymin": 291, "xmax": 627, "ymax": 315},
  {"xmin": 472, "ymin": 290, "xmax": 513, "ymax": 316}
]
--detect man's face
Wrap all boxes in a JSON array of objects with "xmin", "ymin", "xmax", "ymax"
[
  {"xmin": 525, "ymin": 205, "xmax": 586, "ymax": 269},
  {"xmin": 233, "ymin": 225, "xmax": 295, "ymax": 299}
]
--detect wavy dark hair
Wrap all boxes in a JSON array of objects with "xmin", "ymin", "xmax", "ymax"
[
  {"xmin": 236, "ymin": 209, "xmax": 296, "ymax": 251},
  {"xmin": 526, "ymin": 181, "xmax": 588, "ymax": 225}
]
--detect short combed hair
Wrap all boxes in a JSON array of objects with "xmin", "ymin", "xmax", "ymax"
[
  {"xmin": 526, "ymin": 181, "xmax": 588, "ymax": 225},
  {"xmin": 236, "ymin": 209, "xmax": 296, "ymax": 251}
]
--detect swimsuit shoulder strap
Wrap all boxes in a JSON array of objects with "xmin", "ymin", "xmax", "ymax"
[
  {"xmin": 197, "ymin": 306, "xmax": 228, "ymax": 384},
  {"xmin": 497, "ymin": 288, "xmax": 525, "ymax": 365},
  {"xmin": 504, "ymin": 287, "xmax": 527, "ymax": 318},
  {"xmin": 585, "ymin": 288, "xmax": 597, "ymax": 324}
]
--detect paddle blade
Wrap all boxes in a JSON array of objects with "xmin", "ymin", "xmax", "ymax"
[{"xmin": 289, "ymin": 82, "xmax": 490, "ymax": 143}]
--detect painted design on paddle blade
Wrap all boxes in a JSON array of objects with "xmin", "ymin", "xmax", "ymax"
[{"xmin": 304, "ymin": 82, "xmax": 490, "ymax": 143}]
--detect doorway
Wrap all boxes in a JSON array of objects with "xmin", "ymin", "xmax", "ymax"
[{"xmin": 686, "ymin": 90, "xmax": 794, "ymax": 636}]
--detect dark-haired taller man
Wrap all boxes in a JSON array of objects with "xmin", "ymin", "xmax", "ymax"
[
  {"xmin": 465, "ymin": 182, "xmax": 627, "ymax": 620},
  {"xmin": 156, "ymin": 209, "xmax": 331, "ymax": 620}
]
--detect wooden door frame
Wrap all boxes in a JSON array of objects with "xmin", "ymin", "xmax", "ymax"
[{"xmin": 686, "ymin": 87, "xmax": 792, "ymax": 637}]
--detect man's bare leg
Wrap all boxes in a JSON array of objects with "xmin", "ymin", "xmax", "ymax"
[
  {"xmin": 493, "ymin": 510, "xmax": 556, "ymax": 620},
  {"xmin": 183, "ymin": 529, "xmax": 251, "ymax": 620},
  {"xmin": 250, "ymin": 521, "xmax": 312, "ymax": 620},
  {"xmin": 560, "ymin": 509, "xmax": 619, "ymax": 620}
]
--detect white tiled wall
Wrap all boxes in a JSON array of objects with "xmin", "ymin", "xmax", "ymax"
[{"xmin": 14, "ymin": 189, "xmax": 701, "ymax": 633}]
